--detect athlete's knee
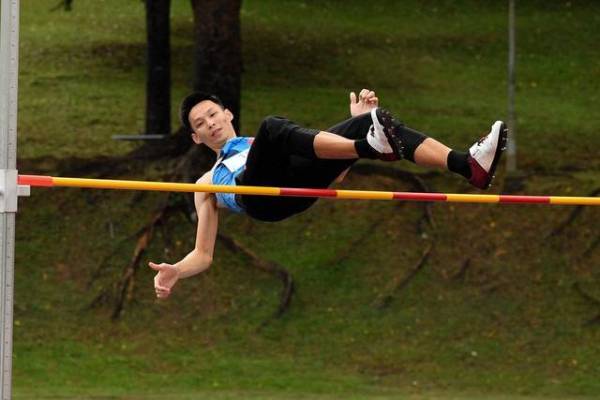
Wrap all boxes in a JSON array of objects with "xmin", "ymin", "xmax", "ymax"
[
  {"xmin": 258, "ymin": 116, "xmax": 318, "ymax": 158},
  {"xmin": 355, "ymin": 112, "xmax": 373, "ymax": 123},
  {"xmin": 260, "ymin": 115, "xmax": 284, "ymax": 133},
  {"xmin": 257, "ymin": 116, "xmax": 287, "ymax": 143},
  {"xmin": 330, "ymin": 112, "xmax": 377, "ymax": 140}
]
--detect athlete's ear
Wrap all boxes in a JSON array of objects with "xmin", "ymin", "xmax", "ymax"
[
  {"xmin": 224, "ymin": 109, "xmax": 234, "ymax": 122},
  {"xmin": 191, "ymin": 132, "xmax": 202, "ymax": 145}
]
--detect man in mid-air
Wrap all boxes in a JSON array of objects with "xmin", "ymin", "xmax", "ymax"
[{"xmin": 149, "ymin": 89, "xmax": 507, "ymax": 298}]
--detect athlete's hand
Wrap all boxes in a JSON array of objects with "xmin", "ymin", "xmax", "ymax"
[
  {"xmin": 148, "ymin": 261, "xmax": 180, "ymax": 299},
  {"xmin": 350, "ymin": 88, "xmax": 379, "ymax": 117}
]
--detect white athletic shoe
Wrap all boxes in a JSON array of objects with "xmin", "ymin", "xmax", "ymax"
[
  {"xmin": 367, "ymin": 108, "xmax": 403, "ymax": 161},
  {"xmin": 467, "ymin": 121, "xmax": 508, "ymax": 189}
]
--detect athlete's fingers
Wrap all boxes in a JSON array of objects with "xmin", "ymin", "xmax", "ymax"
[
  {"xmin": 153, "ymin": 274, "xmax": 170, "ymax": 291},
  {"xmin": 350, "ymin": 91, "xmax": 357, "ymax": 104},
  {"xmin": 156, "ymin": 288, "xmax": 170, "ymax": 296},
  {"xmin": 153, "ymin": 270, "xmax": 172, "ymax": 287},
  {"xmin": 148, "ymin": 262, "xmax": 163, "ymax": 271},
  {"xmin": 155, "ymin": 284, "xmax": 170, "ymax": 292}
]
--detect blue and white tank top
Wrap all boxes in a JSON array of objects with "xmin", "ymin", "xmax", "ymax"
[{"xmin": 212, "ymin": 137, "xmax": 253, "ymax": 213}]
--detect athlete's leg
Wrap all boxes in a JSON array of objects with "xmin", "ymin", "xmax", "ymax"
[
  {"xmin": 319, "ymin": 111, "xmax": 508, "ymax": 189},
  {"xmin": 413, "ymin": 138, "xmax": 451, "ymax": 168},
  {"xmin": 242, "ymin": 112, "xmax": 507, "ymax": 223},
  {"xmin": 240, "ymin": 113, "xmax": 375, "ymax": 221},
  {"xmin": 313, "ymin": 132, "xmax": 358, "ymax": 159},
  {"xmin": 395, "ymin": 120, "xmax": 508, "ymax": 189},
  {"xmin": 410, "ymin": 136, "xmax": 471, "ymax": 182},
  {"xmin": 252, "ymin": 112, "xmax": 398, "ymax": 161},
  {"xmin": 251, "ymin": 109, "xmax": 505, "ymax": 188}
]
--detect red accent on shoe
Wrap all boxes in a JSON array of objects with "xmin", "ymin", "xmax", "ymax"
[
  {"xmin": 467, "ymin": 155, "xmax": 492, "ymax": 189},
  {"xmin": 467, "ymin": 121, "xmax": 508, "ymax": 190},
  {"xmin": 379, "ymin": 152, "xmax": 397, "ymax": 161}
]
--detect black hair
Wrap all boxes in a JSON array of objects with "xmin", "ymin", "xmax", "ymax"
[{"xmin": 179, "ymin": 92, "xmax": 225, "ymax": 132}]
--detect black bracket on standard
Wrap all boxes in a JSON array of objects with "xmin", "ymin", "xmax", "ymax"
[{"xmin": 111, "ymin": 134, "xmax": 169, "ymax": 141}]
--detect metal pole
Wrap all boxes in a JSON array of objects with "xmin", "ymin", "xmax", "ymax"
[
  {"xmin": 507, "ymin": 0, "xmax": 517, "ymax": 172},
  {"xmin": 0, "ymin": 0, "xmax": 20, "ymax": 398}
]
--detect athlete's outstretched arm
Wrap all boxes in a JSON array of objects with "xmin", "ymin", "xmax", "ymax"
[{"xmin": 148, "ymin": 172, "xmax": 219, "ymax": 299}]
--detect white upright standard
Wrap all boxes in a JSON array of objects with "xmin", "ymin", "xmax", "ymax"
[
  {"xmin": 506, "ymin": 0, "xmax": 517, "ymax": 172},
  {"xmin": 0, "ymin": 0, "xmax": 20, "ymax": 399}
]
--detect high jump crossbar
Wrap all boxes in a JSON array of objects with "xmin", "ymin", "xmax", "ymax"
[{"xmin": 16, "ymin": 174, "xmax": 600, "ymax": 206}]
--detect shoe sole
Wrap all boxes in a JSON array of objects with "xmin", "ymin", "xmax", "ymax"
[
  {"xmin": 484, "ymin": 121, "xmax": 509, "ymax": 188},
  {"xmin": 377, "ymin": 109, "xmax": 404, "ymax": 161}
]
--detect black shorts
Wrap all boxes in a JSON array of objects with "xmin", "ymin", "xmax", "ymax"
[{"xmin": 239, "ymin": 113, "xmax": 373, "ymax": 222}]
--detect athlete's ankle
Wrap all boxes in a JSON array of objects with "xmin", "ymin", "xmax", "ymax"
[
  {"xmin": 447, "ymin": 150, "xmax": 471, "ymax": 179},
  {"xmin": 354, "ymin": 139, "xmax": 379, "ymax": 159}
]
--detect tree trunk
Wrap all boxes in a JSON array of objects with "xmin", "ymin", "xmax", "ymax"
[
  {"xmin": 190, "ymin": 0, "xmax": 242, "ymax": 131},
  {"xmin": 145, "ymin": 0, "xmax": 171, "ymax": 136}
]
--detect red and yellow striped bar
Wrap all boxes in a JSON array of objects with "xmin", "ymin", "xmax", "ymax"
[
  {"xmin": 18, "ymin": 175, "xmax": 280, "ymax": 197},
  {"xmin": 17, "ymin": 174, "xmax": 600, "ymax": 206}
]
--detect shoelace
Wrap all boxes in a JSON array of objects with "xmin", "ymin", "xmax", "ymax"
[{"xmin": 476, "ymin": 134, "xmax": 487, "ymax": 146}]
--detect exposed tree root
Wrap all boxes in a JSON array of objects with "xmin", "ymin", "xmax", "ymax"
[
  {"xmin": 72, "ymin": 137, "xmax": 298, "ymax": 322},
  {"xmin": 50, "ymin": 0, "xmax": 72, "ymax": 12},
  {"xmin": 335, "ymin": 165, "xmax": 438, "ymax": 310},
  {"xmin": 480, "ymin": 281, "xmax": 506, "ymax": 294},
  {"xmin": 581, "ymin": 235, "xmax": 599, "ymax": 259},
  {"xmin": 47, "ymin": 151, "xmax": 439, "ymax": 322},
  {"xmin": 585, "ymin": 314, "xmax": 600, "ymax": 326},
  {"xmin": 372, "ymin": 242, "xmax": 433, "ymax": 310},
  {"xmin": 38, "ymin": 135, "xmax": 213, "ymax": 319},
  {"xmin": 86, "ymin": 224, "xmax": 148, "ymax": 291},
  {"xmin": 350, "ymin": 164, "xmax": 437, "ymax": 230},
  {"xmin": 217, "ymin": 233, "xmax": 294, "ymax": 327},
  {"xmin": 453, "ymin": 258, "xmax": 472, "ymax": 282},
  {"xmin": 78, "ymin": 138, "xmax": 208, "ymax": 320},
  {"xmin": 111, "ymin": 202, "xmax": 179, "ymax": 320},
  {"xmin": 326, "ymin": 213, "xmax": 392, "ymax": 268},
  {"xmin": 85, "ymin": 199, "xmax": 176, "ymax": 319},
  {"xmin": 573, "ymin": 282, "xmax": 600, "ymax": 326}
]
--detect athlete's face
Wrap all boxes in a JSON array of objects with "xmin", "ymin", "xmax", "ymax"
[{"xmin": 189, "ymin": 100, "xmax": 236, "ymax": 151}]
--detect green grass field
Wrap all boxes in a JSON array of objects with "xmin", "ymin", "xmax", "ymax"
[{"xmin": 11, "ymin": 0, "xmax": 600, "ymax": 399}]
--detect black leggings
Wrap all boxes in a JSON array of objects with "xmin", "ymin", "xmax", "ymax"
[{"xmin": 240, "ymin": 113, "xmax": 426, "ymax": 222}]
